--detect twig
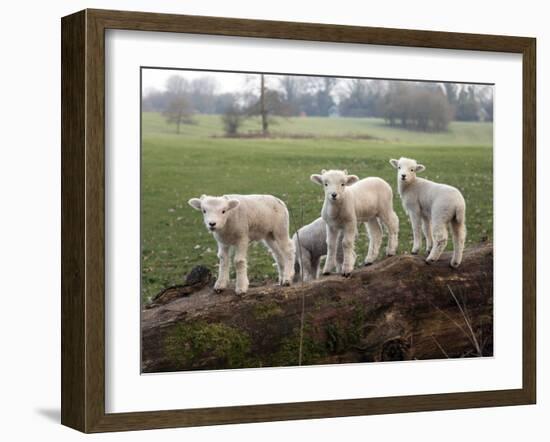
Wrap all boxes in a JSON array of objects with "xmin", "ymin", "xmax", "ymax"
[
  {"xmin": 288, "ymin": 197, "xmax": 306, "ymax": 365},
  {"xmin": 447, "ymin": 284, "xmax": 482, "ymax": 356},
  {"xmin": 430, "ymin": 334, "xmax": 450, "ymax": 358},
  {"xmin": 429, "ymin": 302, "xmax": 478, "ymax": 351}
]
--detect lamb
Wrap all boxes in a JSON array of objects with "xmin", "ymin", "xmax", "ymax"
[
  {"xmin": 310, "ymin": 170, "xmax": 399, "ymax": 277},
  {"xmin": 389, "ymin": 157, "xmax": 466, "ymax": 268},
  {"xmin": 188, "ymin": 194, "xmax": 295, "ymax": 294},
  {"xmin": 292, "ymin": 217, "xmax": 347, "ymax": 282}
]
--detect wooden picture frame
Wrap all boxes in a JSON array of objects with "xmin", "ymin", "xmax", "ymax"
[{"xmin": 61, "ymin": 8, "xmax": 536, "ymax": 433}]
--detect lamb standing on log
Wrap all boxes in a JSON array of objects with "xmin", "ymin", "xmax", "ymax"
[
  {"xmin": 389, "ymin": 157, "xmax": 467, "ymax": 268},
  {"xmin": 310, "ymin": 170, "xmax": 399, "ymax": 276},
  {"xmin": 292, "ymin": 217, "xmax": 347, "ymax": 282},
  {"xmin": 188, "ymin": 194, "xmax": 295, "ymax": 294}
]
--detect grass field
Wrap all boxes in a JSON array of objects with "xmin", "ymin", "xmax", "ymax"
[{"xmin": 141, "ymin": 113, "xmax": 493, "ymax": 302}]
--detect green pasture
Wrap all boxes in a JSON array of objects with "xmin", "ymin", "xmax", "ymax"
[{"xmin": 141, "ymin": 113, "xmax": 493, "ymax": 302}]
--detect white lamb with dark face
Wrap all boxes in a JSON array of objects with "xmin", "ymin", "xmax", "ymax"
[
  {"xmin": 310, "ymin": 169, "xmax": 399, "ymax": 276},
  {"xmin": 188, "ymin": 194, "xmax": 295, "ymax": 294},
  {"xmin": 292, "ymin": 217, "xmax": 347, "ymax": 282},
  {"xmin": 389, "ymin": 157, "xmax": 467, "ymax": 268}
]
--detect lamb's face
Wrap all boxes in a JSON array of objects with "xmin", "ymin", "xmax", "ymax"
[
  {"xmin": 389, "ymin": 157, "xmax": 425, "ymax": 184},
  {"xmin": 188, "ymin": 195, "xmax": 239, "ymax": 232},
  {"xmin": 310, "ymin": 169, "xmax": 359, "ymax": 202}
]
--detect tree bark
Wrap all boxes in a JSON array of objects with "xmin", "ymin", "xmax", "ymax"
[
  {"xmin": 142, "ymin": 243, "xmax": 493, "ymax": 373},
  {"xmin": 260, "ymin": 74, "xmax": 268, "ymax": 135}
]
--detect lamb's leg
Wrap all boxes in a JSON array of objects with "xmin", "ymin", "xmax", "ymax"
[
  {"xmin": 409, "ymin": 210, "xmax": 423, "ymax": 255},
  {"xmin": 341, "ymin": 223, "xmax": 357, "ymax": 276},
  {"xmin": 214, "ymin": 243, "xmax": 231, "ymax": 293},
  {"xmin": 233, "ymin": 240, "xmax": 249, "ymax": 294},
  {"xmin": 421, "ymin": 218, "xmax": 433, "ymax": 255},
  {"xmin": 300, "ymin": 248, "xmax": 314, "ymax": 282},
  {"xmin": 264, "ymin": 238, "xmax": 284, "ymax": 284},
  {"xmin": 289, "ymin": 240, "xmax": 312, "ymax": 283},
  {"xmin": 365, "ymin": 219, "xmax": 383, "ymax": 265},
  {"xmin": 322, "ymin": 225, "xmax": 339, "ymax": 275},
  {"xmin": 274, "ymin": 235, "xmax": 295, "ymax": 286},
  {"xmin": 426, "ymin": 222, "xmax": 448, "ymax": 263},
  {"xmin": 335, "ymin": 230, "xmax": 344, "ymax": 273},
  {"xmin": 311, "ymin": 256, "xmax": 321, "ymax": 280},
  {"xmin": 379, "ymin": 210, "xmax": 399, "ymax": 256},
  {"xmin": 449, "ymin": 220, "xmax": 466, "ymax": 268}
]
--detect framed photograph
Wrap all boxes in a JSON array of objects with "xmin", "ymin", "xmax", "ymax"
[{"xmin": 61, "ymin": 9, "xmax": 536, "ymax": 433}]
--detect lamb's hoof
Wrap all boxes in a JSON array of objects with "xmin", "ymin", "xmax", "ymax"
[
  {"xmin": 235, "ymin": 289, "xmax": 247, "ymax": 296},
  {"xmin": 342, "ymin": 272, "xmax": 351, "ymax": 278},
  {"xmin": 214, "ymin": 288, "xmax": 224, "ymax": 294},
  {"xmin": 322, "ymin": 271, "xmax": 331, "ymax": 276},
  {"xmin": 386, "ymin": 252, "xmax": 396, "ymax": 257},
  {"xmin": 280, "ymin": 280, "xmax": 291, "ymax": 287},
  {"xmin": 425, "ymin": 258, "xmax": 435, "ymax": 265},
  {"xmin": 450, "ymin": 261, "xmax": 460, "ymax": 269},
  {"xmin": 411, "ymin": 251, "xmax": 419, "ymax": 255},
  {"xmin": 364, "ymin": 262, "xmax": 373, "ymax": 267}
]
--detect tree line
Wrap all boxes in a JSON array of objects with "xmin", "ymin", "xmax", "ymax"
[{"xmin": 142, "ymin": 74, "xmax": 493, "ymax": 135}]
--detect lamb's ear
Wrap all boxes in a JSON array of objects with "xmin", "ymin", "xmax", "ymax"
[
  {"xmin": 188, "ymin": 198, "xmax": 202, "ymax": 210},
  {"xmin": 227, "ymin": 199, "xmax": 240, "ymax": 211},
  {"xmin": 416, "ymin": 164, "xmax": 426, "ymax": 173},
  {"xmin": 343, "ymin": 169, "xmax": 348, "ymax": 175},
  {"xmin": 346, "ymin": 175, "xmax": 359, "ymax": 186},
  {"xmin": 310, "ymin": 174, "xmax": 323, "ymax": 185},
  {"xmin": 389, "ymin": 159, "xmax": 399, "ymax": 169}
]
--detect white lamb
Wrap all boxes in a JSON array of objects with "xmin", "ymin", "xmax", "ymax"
[
  {"xmin": 389, "ymin": 157, "xmax": 466, "ymax": 268},
  {"xmin": 292, "ymin": 217, "xmax": 347, "ymax": 282},
  {"xmin": 310, "ymin": 170, "xmax": 399, "ymax": 276},
  {"xmin": 188, "ymin": 194, "xmax": 295, "ymax": 294}
]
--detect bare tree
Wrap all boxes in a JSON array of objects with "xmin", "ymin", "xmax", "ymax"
[
  {"xmin": 165, "ymin": 75, "xmax": 188, "ymax": 96},
  {"xmin": 244, "ymin": 74, "xmax": 288, "ymax": 135},
  {"xmin": 260, "ymin": 74, "xmax": 268, "ymax": 134},
  {"xmin": 163, "ymin": 75, "xmax": 193, "ymax": 134},
  {"xmin": 163, "ymin": 96, "xmax": 193, "ymax": 134}
]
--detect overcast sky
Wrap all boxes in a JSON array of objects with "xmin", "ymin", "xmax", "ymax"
[{"xmin": 142, "ymin": 68, "xmax": 251, "ymax": 95}]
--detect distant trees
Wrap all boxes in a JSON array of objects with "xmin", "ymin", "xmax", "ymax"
[
  {"xmin": 382, "ymin": 83, "xmax": 453, "ymax": 131},
  {"xmin": 445, "ymin": 84, "xmax": 493, "ymax": 122},
  {"xmin": 162, "ymin": 76, "xmax": 194, "ymax": 133},
  {"xmin": 142, "ymin": 73, "xmax": 493, "ymax": 135},
  {"xmin": 338, "ymin": 79, "xmax": 384, "ymax": 117},
  {"xmin": 455, "ymin": 86, "xmax": 480, "ymax": 121},
  {"xmin": 479, "ymin": 89, "xmax": 493, "ymax": 122},
  {"xmin": 274, "ymin": 76, "xmax": 336, "ymax": 117}
]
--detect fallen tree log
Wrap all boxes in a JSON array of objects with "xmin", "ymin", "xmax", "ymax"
[{"xmin": 142, "ymin": 243, "xmax": 493, "ymax": 373}]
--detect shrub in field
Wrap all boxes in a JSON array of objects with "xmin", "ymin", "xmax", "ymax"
[{"xmin": 221, "ymin": 105, "xmax": 245, "ymax": 136}]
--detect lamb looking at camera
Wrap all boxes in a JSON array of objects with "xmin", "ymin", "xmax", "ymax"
[
  {"xmin": 188, "ymin": 194, "xmax": 295, "ymax": 294},
  {"xmin": 310, "ymin": 170, "xmax": 399, "ymax": 276},
  {"xmin": 389, "ymin": 157, "xmax": 466, "ymax": 268},
  {"xmin": 292, "ymin": 217, "xmax": 348, "ymax": 282}
]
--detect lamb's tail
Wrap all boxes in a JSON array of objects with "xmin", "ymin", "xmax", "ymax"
[{"xmin": 454, "ymin": 203, "xmax": 466, "ymax": 225}]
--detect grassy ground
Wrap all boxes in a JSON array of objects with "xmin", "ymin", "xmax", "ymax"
[{"xmin": 142, "ymin": 113, "xmax": 493, "ymax": 302}]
